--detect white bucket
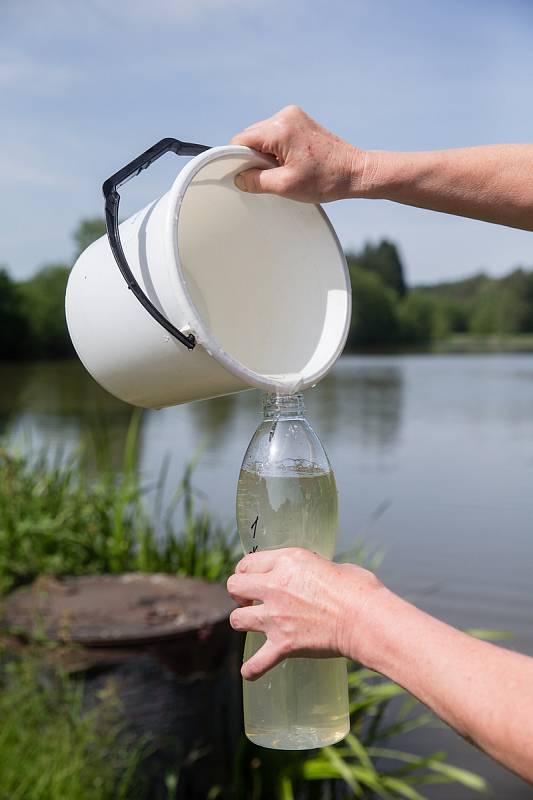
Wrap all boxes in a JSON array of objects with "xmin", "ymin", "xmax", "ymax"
[{"xmin": 65, "ymin": 145, "xmax": 351, "ymax": 408}]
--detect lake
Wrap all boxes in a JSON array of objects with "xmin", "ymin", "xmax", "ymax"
[{"xmin": 1, "ymin": 354, "xmax": 532, "ymax": 798}]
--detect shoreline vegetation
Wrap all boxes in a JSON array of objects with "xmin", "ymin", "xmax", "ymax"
[
  {"xmin": 349, "ymin": 334, "xmax": 533, "ymax": 355},
  {"xmin": 0, "ymin": 417, "xmax": 487, "ymax": 799},
  {"xmin": 2, "ymin": 218, "xmax": 533, "ymax": 361}
]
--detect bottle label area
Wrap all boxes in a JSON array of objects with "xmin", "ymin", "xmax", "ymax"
[
  {"xmin": 249, "ymin": 515, "xmax": 259, "ymax": 553},
  {"xmin": 237, "ymin": 466, "xmax": 338, "ymax": 559}
]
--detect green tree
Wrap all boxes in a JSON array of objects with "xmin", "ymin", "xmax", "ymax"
[
  {"xmin": 347, "ymin": 240, "xmax": 407, "ymax": 297},
  {"xmin": 414, "ymin": 272, "xmax": 491, "ymax": 335},
  {"xmin": 348, "ymin": 267, "xmax": 399, "ymax": 347},
  {"xmin": 19, "ymin": 264, "xmax": 72, "ymax": 357},
  {"xmin": 0, "ymin": 267, "xmax": 30, "ymax": 359},
  {"xmin": 73, "ymin": 218, "xmax": 106, "ymax": 260},
  {"xmin": 499, "ymin": 269, "xmax": 533, "ymax": 332},
  {"xmin": 398, "ymin": 292, "xmax": 434, "ymax": 344},
  {"xmin": 470, "ymin": 285, "xmax": 528, "ymax": 336}
]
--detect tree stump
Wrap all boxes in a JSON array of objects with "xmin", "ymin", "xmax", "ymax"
[{"xmin": 2, "ymin": 574, "xmax": 243, "ymax": 799}]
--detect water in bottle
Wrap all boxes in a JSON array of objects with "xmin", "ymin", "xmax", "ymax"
[{"xmin": 236, "ymin": 393, "xmax": 350, "ymax": 749}]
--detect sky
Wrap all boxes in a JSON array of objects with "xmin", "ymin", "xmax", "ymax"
[{"xmin": 1, "ymin": 0, "xmax": 532, "ymax": 285}]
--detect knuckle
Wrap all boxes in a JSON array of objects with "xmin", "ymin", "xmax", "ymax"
[
  {"xmin": 279, "ymin": 548, "xmax": 299, "ymax": 569},
  {"xmin": 276, "ymin": 570, "xmax": 291, "ymax": 590},
  {"xmin": 229, "ymin": 609, "xmax": 241, "ymax": 629},
  {"xmin": 283, "ymin": 104, "xmax": 302, "ymax": 118},
  {"xmin": 262, "ymin": 575, "xmax": 276, "ymax": 596}
]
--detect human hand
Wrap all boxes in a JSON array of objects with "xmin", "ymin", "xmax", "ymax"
[
  {"xmin": 226, "ymin": 547, "xmax": 384, "ymax": 680},
  {"xmin": 230, "ymin": 105, "xmax": 369, "ymax": 203}
]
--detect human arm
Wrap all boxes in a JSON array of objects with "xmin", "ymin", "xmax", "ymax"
[
  {"xmin": 231, "ymin": 106, "xmax": 533, "ymax": 231},
  {"xmin": 227, "ymin": 548, "xmax": 533, "ymax": 783}
]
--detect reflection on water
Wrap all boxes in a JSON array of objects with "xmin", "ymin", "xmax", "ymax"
[
  {"xmin": 306, "ymin": 359, "xmax": 403, "ymax": 447},
  {"xmin": 188, "ymin": 391, "xmax": 247, "ymax": 448},
  {"xmin": 2, "ymin": 354, "xmax": 533, "ymax": 796},
  {"xmin": 0, "ymin": 358, "xmax": 405, "ymax": 459},
  {"xmin": 1, "ymin": 360, "xmax": 135, "ymax": 470},
  {"xmin": 0, "ymin": 360, "xmax": 130, "ymax": 437}
]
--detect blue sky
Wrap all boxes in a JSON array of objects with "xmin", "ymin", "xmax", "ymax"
[{"xmin": 1, "ymin": 0, "xmax": 532, "ymax": 284}]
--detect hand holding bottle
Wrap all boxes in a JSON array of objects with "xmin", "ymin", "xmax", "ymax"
[
  {"xmin": 229, "ymin": 547, "xmax": 533, "ymax": 782},
  {"xmin": 227, "ymin": 548, "xmax": 383, "ymax": 680}
]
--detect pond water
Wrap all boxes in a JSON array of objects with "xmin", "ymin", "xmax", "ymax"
[{"xmin": 1, "ymin": 354, "xmax": 532, "ymax": 797}]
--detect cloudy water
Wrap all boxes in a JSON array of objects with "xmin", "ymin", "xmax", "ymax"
[{"xmin": 236, "ymin": 465, "xmax": 349, "ymax": 750}]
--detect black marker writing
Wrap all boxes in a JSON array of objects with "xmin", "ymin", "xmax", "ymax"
[{"xmin": 251, "ymin": 515, "xmax": 259, "ymax": 539}]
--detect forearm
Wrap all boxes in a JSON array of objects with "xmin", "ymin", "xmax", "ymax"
[
  {"xmin": 349, "ymin": 587, "xmax": 533, "ymax": 781},
  {"xmin": 228, "ymin": 543, "xmax": 533, "ymax": 780},
  {"xmin": 353, "ymin": 145, "xmax": 533, "ymax": 231}
]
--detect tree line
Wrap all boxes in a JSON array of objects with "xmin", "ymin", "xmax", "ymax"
[
  {"xmin": 1, "ymin": 218, "xmax": 532, "ymax": 360},
  {"xmin": 0, "ymin": 219, "xmax": 106, "ymax": 360},
  {"xmin": 346, "ymin": 244, "xmax": 533, "ymax": 347}
]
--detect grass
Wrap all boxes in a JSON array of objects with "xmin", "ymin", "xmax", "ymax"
[
  {"xmin": 0, "ymin": 409, "xmax": 239, "ymax": 595},
  {"xmin": 0, "ymin": 654, "xmax": 142, "ymax": 800}
]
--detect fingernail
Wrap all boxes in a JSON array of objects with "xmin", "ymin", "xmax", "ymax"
[{"xmin": 235, "ymin": 175, "xmax": 247, "ymax": 191}]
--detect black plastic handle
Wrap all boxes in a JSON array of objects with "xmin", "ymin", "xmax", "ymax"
[{"xmin": 103, "ymin": 137, "xmax": 210, "ymax": 350}]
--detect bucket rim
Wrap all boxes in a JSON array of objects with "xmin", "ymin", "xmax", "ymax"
[{"xmin": 164, "ymin": 144, "xmax": 351, "ymax": 394}]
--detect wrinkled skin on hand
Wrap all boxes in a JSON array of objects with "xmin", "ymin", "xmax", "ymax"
[
  {"xmin": 230, "ymin": 105, "xmax": 366, "ymax": 203},
  {"xmin": 226, "ymin": 547, "xmax": 383, "ymax": 680}
]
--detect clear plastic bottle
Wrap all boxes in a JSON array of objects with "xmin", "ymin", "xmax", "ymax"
[{"xmin": 236, "ymin": 393, "xmax": 350, "ymax": 750}]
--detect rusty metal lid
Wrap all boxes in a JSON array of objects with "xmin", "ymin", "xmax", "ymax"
[{"xmin": 2, "ymin": 574, "xmax": 236, "ymax": 646}]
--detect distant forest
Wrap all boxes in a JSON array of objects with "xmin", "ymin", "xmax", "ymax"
[
  {"xmin": 346, "ymin": 243, "xmax": 533, "ymax": 347},
  {"xmin": 1, "ymin": 218, "xmax": 533, "ymax": 360}
]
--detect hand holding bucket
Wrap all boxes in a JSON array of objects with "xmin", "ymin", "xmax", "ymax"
[{"xmin": 65, "ymin": 138, "xmax": 351, "ymax": 408}]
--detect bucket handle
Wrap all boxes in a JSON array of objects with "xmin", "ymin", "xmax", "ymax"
[{"xmin": 102, "ymin": 138, "xmax": 210, "ymax": 350}]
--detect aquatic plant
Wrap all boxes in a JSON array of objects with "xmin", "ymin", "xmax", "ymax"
[{"xmin": 0, "ymin": 410, "xmax": 238, "ymax": 595}]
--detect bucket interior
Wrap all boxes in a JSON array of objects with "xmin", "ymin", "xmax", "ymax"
[{"xmin": 176, "ymin": 154, "xmax": 350, "ymax": 386}]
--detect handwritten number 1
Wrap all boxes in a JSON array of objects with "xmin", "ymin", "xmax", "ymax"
[
  {"xmin": 251, "ymin": 516, "xmax": 258, "ymax": 539},
  {"xmin": 249, "ymin": 516, "xmax": 259, "ymax": 554}
]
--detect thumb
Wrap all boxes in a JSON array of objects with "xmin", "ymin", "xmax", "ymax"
[
  {"xmin": 234, "ymin": 167, "xmax": 286, "ymax": 195},
  {"xmin": 241, "ymin": 639, "xmax": 282, "ymax": 681}
]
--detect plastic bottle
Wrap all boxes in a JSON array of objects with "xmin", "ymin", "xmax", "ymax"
[{"xmin": 236, "ymin": 393, "xmax": 350, "ymax": 750}]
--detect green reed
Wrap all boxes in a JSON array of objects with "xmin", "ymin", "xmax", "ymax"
[
  {"xmin": 0, "ymin": 409, "xmax": 239, "ymax": 595},
  {"xmin": 0, "ymin": 655, "xmax": 142, "ymax": 800}
]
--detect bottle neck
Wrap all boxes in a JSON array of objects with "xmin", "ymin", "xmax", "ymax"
[{"xmin": 262, "ymin": 393, "xmax": 305, "ymax": 420}]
